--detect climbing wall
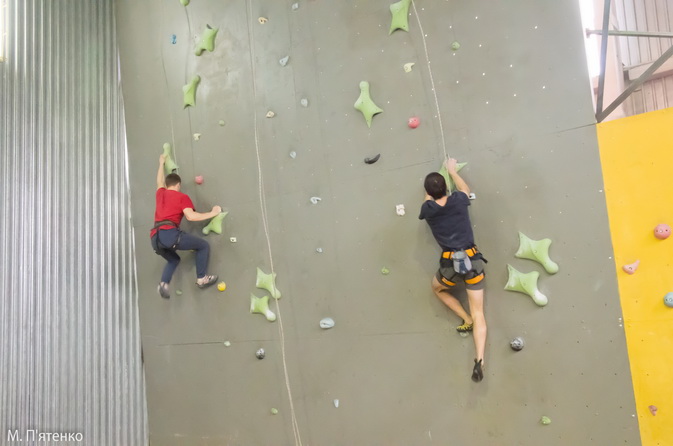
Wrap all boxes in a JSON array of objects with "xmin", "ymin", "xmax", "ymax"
[{"xmin": 115, "ymin": 0, "xmax": 642, "ymax": 444}]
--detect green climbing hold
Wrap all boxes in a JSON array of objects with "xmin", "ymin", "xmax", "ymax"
[
  {"xmin": 354, "ymin": 81, "xmax": 383, "ymax": 128},
  {"xmin": 202, "ymin": 212, "xmax": 228, "ymax": 235},
  {"xmin": 540, "ymin": 416, "xmax": 551, "ymax": 425},
  {"xmin": 270, "ymin": 408, "xmax": 279, "ymax": 415},
  {"xmin": 256, "ymin": 268, "xmax": 281, "ymax": 299},
  {"xmin": 180, "ymin": 0, "xmax": 189, "ymax": 5},
  {"xmin": 162, "ymin": 143, "xmax": 179, "ymax": 174},
  {"xmin": 195, "ymin": 25, "xmax": 218, "ymax": 56},
  {"xmin": 389, "ymin": 0, "xmax": 411, "ymax": 34},
  {"xmin": 515, "ymin": 232, "xmax": 559, "ymax": 274},
  {"xmin": 504, "ymin": 265, "xmax": 548, "ymax": 307},
  {"xmin": 175, "ymin": 289, "xmax": 183, "ymax": 295},
  {"xmin": 451, "ymin": 41, "xmax": 460, "ymax": 51},
  {"xmin": 381, "ymin": 267, "xmax": 390, "ymax": 275},
  {"xmin": 183, "ymin": 75, "xmax": 201, "ymax": 108},
  {"xmin": 250, "ymin": 294, "xmax": 276, "ymax": 322},
  {"xmin": 438, "ymin": 161, "xmax": 467, "ymax": 193}
]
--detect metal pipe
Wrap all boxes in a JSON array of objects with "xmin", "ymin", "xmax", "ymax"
[
  {"xmin": 597, "ymin": 44, "xmax": 673, "ymax": 122},
  {"xmin": 596, "ymin": 0, "xmax": 612, "ymax": 116},
  {"xmin": 586, "ymin": 29, "xmax": 673, "ymax": 38}
]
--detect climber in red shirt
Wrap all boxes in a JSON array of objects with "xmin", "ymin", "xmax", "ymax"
[{"xmin": 150, "ymin": 154, "xmax": 220, "ymax": 299}]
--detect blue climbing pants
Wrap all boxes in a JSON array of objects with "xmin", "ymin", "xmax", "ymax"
[{"xmin": 151, "ymin": 228, "xmax": 210, "ymax": 283}]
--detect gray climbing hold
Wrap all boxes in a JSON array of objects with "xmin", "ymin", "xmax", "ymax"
[
  {"xmin": 665, "ymin": 292, "xmax": 673, "ymax": 308},
  {"xmin": 319, "ymin": 317, "xmax": 335, "ymax": 329},
  {"xmin": 310, "ymin": 196, "xmax": 321, "ymax": 204},
  {"xmin": 364, "ymin": 154, "xmax": 380, "ymax": 164},
  {"xmin": 510, "ymin": 337, "xmax": 525, "ymax": 351},
  {"xmin": 256, "ymin": 348, "xmax": 265, "ymax": 359},
  {"xmin": 291, "ymin": 2, "xmax": 299, "ymax": 10},
  {"xmin": 289, "ymin": 151, "xmax": 297, "ymax": 159},
  {"xmin": 279, "ymin": 56, "xmax": 290, "ymax": 66},
  {"xmin": 300, "ymin": 98, "xmax": 308, "ymax": 107}
]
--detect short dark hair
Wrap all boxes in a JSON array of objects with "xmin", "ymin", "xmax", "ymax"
[
  {"xmin": 424, "ymin": 172, "xmax": 447, "ymax": 199},
  {"xmin": 165, "ymin": 173, "xmax": 182, "ymax": 187}
]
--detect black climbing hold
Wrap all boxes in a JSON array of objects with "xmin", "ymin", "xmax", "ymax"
[{"xmin": 364, "ymin": 154, "xmax": 380, "ymax": 164}]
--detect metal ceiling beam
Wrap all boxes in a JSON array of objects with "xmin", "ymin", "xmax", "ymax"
[
  {"xmin": 596, "ymin": 44, "xmax": 673, "ymax": 122},
  {"xmin": 586, "ymin": 29, "xmax": 673, "ymax": 38},
  {"xmin": 595, "ymin": 0, "xmax": 612, "ymax": 117}
]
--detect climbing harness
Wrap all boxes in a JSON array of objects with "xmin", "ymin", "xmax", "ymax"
[
  {"xmin": 439, "ymin": 246, "xmax": 487, "ymax": 286},
  {"xmin": 151, "ymin": 220, "xmax": 183, "ymax": 253}
]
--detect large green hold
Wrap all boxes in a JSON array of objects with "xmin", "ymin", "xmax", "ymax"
[
  {"xmin": 250, "ymin": 294, "xmax": 276, "ymax": 322},
  {"xmin": 504, "ymin": 264, "xmax": 548, "ymax": 307},
  {"xmin": 354, "ymin": 81, "xmax": 383, "ymax": 128},
  {"xmin": 195, "ymin": 25, "xmax": 219, "ymax": 56},
  {"xmin": 162, "ymin": 143, "xmax": 178, "ymax": 174},
  {"xmin": 183, "ymin": 75, "xmax": 201, "ymax": 108},
  {"xmin": 180, "ymin": 0, "xmax": 190, "ymax": 5},
  {"xmin": 515, "ymin": 232, "xmax": 559, "ymax": 274},
  {"xmin": 438, "ymin": 161, "xmax": 467, "ymax": 193},
  {"xmin": 202, "ymin": 212, "xmax": 228, "ymax": 235},
  {"xmin": 389, "ymin": 0, "xmax": 411, "ymax": 34},
  {"xmin": 256, "ymin": 268, "xmax": 281, "ymax": 299}
]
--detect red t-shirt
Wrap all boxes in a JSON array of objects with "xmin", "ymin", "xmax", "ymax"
[{"xmin": 150, "ymin": 188, "xmax": 195, "ymax": 237}]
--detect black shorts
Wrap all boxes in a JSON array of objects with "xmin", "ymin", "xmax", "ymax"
[{"xmin": 436, "ymin": 257, "xmax": 486, "ymax": 291}]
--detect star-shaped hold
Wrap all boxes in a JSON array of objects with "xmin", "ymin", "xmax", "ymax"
[
  {"xmin": 389, "ymin": 0, "xmax": 411, "ymax": 34},
  {"xmin": 183, "ymin": 75, "xmax": 201, "ymax": 108},
  {"xmin": 438, "ymin": 161, "xmax": 467, "ymax": 193},
  {"xmin": 195, "ymin": 25, "xmax": 219, "ymax": 56},
  {"xmin": 250, "ymin": 294, "xmax": 276, "ymax": 322},
  {"xmin": 354, "ymin": 81, "xmax": 383, "ymax": 128},
  {"xmin": 515, "ymin": 232, "xmax": 559, "ymax": 274},
  {"xmin": 504, "ymin": 264, "xmax": 548, "ymax": 306},
  {"xmin": 256, "ymin": 268, "xmax": 281, "ymax": 299},
  {"xmin": 202, "ymin": 212, "xmax": 228, "ymax": 235}
]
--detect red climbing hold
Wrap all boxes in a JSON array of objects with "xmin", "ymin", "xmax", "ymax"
[
  {"xmin": 654, "ymin": 224, "xmax": 671, "ymax": 240},
  {"xmin": 622, "ymin": 260, "xmax": 639, "ymax": 275},
  {"xmin": 195, "ymin": 176, "xmax": 204, "ymax": 185},
  {"xmin": 648, "ymin": 405, "xmax": 657, "ymax": 416},
  {"xmin": 408, "ymin": 117, "xmax": 420, "ymax": 129}
]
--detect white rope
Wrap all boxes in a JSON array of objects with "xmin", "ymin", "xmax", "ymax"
[
  {"xmin": 245, "ymin": 1, "xmax": 303, "ymax": 444},
  {"xmin": 411, "ymin": 0, "xmax": 449, "ymax": 161}
]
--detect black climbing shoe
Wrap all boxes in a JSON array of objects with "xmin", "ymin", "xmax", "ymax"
[
  {"xmin": 196, "ymin": 274, "xmax": 218, "ymax": 289},
  {"xmin": 471, "ymin": 359, "xmax": 484, "ymax": 382},
  {"xmin": 158, "ymin": 282, "xmax": 170, "ymax": 299}
]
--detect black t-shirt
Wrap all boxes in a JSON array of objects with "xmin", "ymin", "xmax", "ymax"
[{"xmin": 419, "ymin": 191, "xmax": 474, "ymax": 251}]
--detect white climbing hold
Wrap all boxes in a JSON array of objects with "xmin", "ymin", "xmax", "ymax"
[
  {"xmin": 468, "ymin": 193, "xmax": 476, "ymax": 200},
  {"xmin": 333, "ymin": 399, "xmax": 340, "ymax": 408},
  {"xmin": 320, "ymin": 317, "xmax": 335, "ymax": 329},
  {"xmin": 310, "ymin": 196, "xmax": 321, "ymax": 204},
  {"xmin": 229, "ymin": 237, "xmax": 237, "ymax": 243},
  {"xmin": 291, "ymin": 2, "xmax": 299, "ymax": 10},
  {"xmin": 396, "ymin": 204, "xmax": 406, "ymax": 216},
  {"xmin": 316, "ymin": 247, "xmax": 323, "ymax": 253},
  {"xmin": 404, "ymin": 62, "xmax": 415, "ymax": 73},
  {"xmin": 193, "ymin": 133, "xmax": 201, "ymax": 141},
  {"xmin": 266, "ymin": 111, "xmax": 275, "ymax": 118},
  {"xmin": 223, "ymin": 341, "xmax": 231, "ymax": 347},
  {"xmin": 289, "ymin": 151, "xmax": 297, "ymax": 159},
  {"xmin": 218, "ymin": 120, "xmax": 225, "ymax": 126},
  {"xmin": 258, "ymin": 17, "xmax": 268, "ymax": 24},
  {"xmin": 300, "ymin": 98, "xmax": 308, "ymax": 107},
  {"xmin": 279, "ymin": 56, "xmax": 290, "ymax": 66}
]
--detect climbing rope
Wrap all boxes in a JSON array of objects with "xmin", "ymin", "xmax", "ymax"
[
  {"xmin": 245, "ymin": 1, "xmax": 304, "ymax": 444},
  {"xmin": 411, "ymin": 0, "xmax": 449, "ymax": 161}
]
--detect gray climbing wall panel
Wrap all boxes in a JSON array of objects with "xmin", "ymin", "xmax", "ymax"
[{"xmin": 115, "ymin": 0, "xmax": 641, "ymax": 444}]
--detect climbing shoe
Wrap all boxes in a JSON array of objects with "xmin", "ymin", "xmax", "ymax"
[
  {"xmin": 196, "ymin": 274, "xmax": 218, "ymax": 289},
  {"xmin": 456, "ymin": 320, "xmax": 473, "ymax": 333},
  {"xmin": 471, "ymin": 359, "xmax": 484, "ymax": 382},
  {"xmin": 158, "ymin": 282, "xmax": 170, "ymax": 299}
]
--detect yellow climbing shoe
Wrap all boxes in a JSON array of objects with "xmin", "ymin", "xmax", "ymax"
[{"xmin": 456, "ymin": 321, "xmax": 473, "ymax": 333}]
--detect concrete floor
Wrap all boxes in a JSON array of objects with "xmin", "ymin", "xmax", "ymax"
[{"xmin": 116, "ymin": 0, "xmax": 641, "ymax": 444}]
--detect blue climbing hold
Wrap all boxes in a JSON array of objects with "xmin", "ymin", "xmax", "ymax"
[
  {"xmin": 664, "ymin": 292, "xmax": 673, "ymax": 308},
  {"xmin": 171, "ymin": 34, "xmax": 177, "ymax": 44}
]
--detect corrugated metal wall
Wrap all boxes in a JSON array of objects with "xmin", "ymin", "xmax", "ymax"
[
  {"xmin": 0, "ymin": 1, "xmax": 147, "ymax": 445},
  {"xmin": 613, "ymin": 0, "xmax": 673, "ymax": 114}
]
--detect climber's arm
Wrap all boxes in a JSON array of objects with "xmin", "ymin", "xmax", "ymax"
[
  {"xmin": 184, "ymin": 206, "xmax": 222, "ymax": 222},
  {"xmin": 157, "ymin": 155, "xmax": 166, "ymax": 190}
]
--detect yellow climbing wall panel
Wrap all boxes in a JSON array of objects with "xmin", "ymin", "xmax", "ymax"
[{"xmin": 597, "ymin": 107, "xmax": 673, "ymax": 446}]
